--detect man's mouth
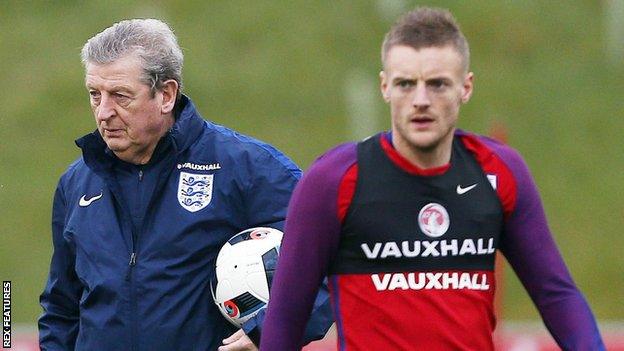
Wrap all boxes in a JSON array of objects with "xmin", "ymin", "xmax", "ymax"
[
  {"xmin": 411, "ymin": 116, "xmax": 434, "ymax": 127},
  {"xmin": 103, "ymin": 128, "xmax": 124, "ymax": 137}
]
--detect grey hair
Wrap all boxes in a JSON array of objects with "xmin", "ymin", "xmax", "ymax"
[{"xmin": 81, "ymin": 18, "xmax": 184, "ymax": 99}]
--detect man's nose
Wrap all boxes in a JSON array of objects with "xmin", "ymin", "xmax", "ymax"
[
  {"xmin": 97, "ymin": 95, "xmax": 116, "ymax": 121},
  {"xmin": 412, "ymin": 83, "xmax": 431, "ymax": 109}
]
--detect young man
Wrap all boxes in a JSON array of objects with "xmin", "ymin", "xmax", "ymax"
[
  {"xmin": 260, "ymin": 7, "xmax": 605, "ymax": 350},
  {"xmin": 38, "ymin": 19, "xmax": 333, "ymax": 351}
]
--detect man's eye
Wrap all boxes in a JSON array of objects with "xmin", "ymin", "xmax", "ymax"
[
  {"xmin": 115, "ymin": 93, "xmax": 131, "ymax": 103},
  {"xmin": 429, "ymin": 80, "xmax": 446, "ymax": 89},
  {"xmin": 89, "ymin": 91, "xmax": 101, "ymax": 103},
  {"xmin": 398, "ymin": 80, "xmax": 414, "ymax": 88}
]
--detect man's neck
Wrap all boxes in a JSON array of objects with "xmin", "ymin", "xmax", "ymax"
[{"xmin": 392, "ymin": 136, "xmax": 453, "ymax": 170}]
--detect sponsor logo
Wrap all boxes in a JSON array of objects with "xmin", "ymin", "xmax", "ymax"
[
  {"xmin": 361, "ymin": 238, "xmax": 495, "ymax": 259},
  {"xmin": 418, "ymin": 203, "xmax": 450, "ymax": 238},
  {"xmin": 177, "ymin": 162, "xmax": 221, "ymax": 171},
  {"xmin": 456, "ymin": 183, "xmax": 477, "ymax": 195},
  {"xmin": 178, "ymin": 172, "xmax": 214, "ymax": 212},
  {"xmin": 3, "ymin": 281, "xmax": 10, "ymax": 348},
  {"xmin": 371, "ymin": 272, "xmax": 490, "ymax": 291},
  {"xmin": 79, "ymin": 192, "xmax": 103, "ymax": 207}
]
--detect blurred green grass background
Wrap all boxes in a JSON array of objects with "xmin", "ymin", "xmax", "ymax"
[{"xmin": 1, "ymin": 1, "xmax": 622, "ymax": 325}]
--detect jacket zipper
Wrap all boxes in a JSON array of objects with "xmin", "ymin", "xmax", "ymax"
[{"xmin": 128, "ymin": 167, "xmax": 143, "ymax": 351}]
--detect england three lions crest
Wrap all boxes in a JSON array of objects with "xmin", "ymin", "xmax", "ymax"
[{"xmin": 178, "ymin": 172, "xmax": 214, "ymax": 212}]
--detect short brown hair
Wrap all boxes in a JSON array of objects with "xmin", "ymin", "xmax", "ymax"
[{"xmin": 381, "ymin": 7, "xmax": 470, "ymax": 71}]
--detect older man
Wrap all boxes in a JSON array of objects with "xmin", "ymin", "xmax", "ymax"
[{"xmin": 38, "ymin": 19, "xmax": 332, "ymax": 351}]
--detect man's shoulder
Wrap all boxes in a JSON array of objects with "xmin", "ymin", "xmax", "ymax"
[
  {"xmin": 55, "ymin": 157, "xmax": 98, "ymax": 204},
  {"xmin": 179, "ymin": 96, "xmax": 296, "ymax": 169},
  {"xmin": 59, "ymin": 157, "xmax": 90, "ymax": 182},
  {"xmin": 302, "ymin": 141, "xmax": 358, "ymax": 184},
  {"xmin": 193, "ymin": 121, "xmax": 301, "ymax": 178},
  {"xmin": 202, "ymin": 122, "xmax": 276, "ymax": 153},
  {"xmin": 310, "ymin": 142, "xmax": 358, "ymax": 170},
  {"xmin": 456, "ymin": 130, "xmax": 537, "ymax": 210},
  {"xmin": 456, "ymin": 130, "xmax": 526, "ymax": 170}
]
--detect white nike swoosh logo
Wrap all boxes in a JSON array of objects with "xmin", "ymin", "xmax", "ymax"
[
  {"xmin": 456, "ymin": 183, "xmax": 477, "ymax": 195},
  {"xmin": 79, "ymin": 192, "xmax": 103, "ymax": 207}
]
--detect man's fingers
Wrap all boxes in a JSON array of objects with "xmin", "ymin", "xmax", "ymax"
[
  {"xmin": 219, "ymin": 330, "xmax": 257, "ymax": 351},
  {"xmin": 222, "ymin": 329, "xmax": 244, "ymax": 345}
]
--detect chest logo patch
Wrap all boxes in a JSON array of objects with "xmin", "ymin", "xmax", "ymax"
[
  {"xmin": 456, "ymin": 183, "xmax": 477, "ymax": 195},
  {"xmin": 418, "ymin": 203, "xmax": 450, "ymax": 238},
  {"xmin": 79, "ymin": 192, "xmax": 103, "ymax": 207},
  {"xmin": 178, "ymin": 172, "xmax": 214, "ymax": 212},
  {"xmin": 487, "ymin": 174, "xmax": 497, "ymax": 190}
]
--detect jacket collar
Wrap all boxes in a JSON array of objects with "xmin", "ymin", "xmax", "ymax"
[{"xmin": 168, "ymin": 94, "xmax": 205, "ymax": 156}]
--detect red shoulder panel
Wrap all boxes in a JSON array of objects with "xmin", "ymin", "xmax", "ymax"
[
  {"xmin": 460, "ymin": 134, "xmax": 517, "ymax": 218},
  {"xmin": 337, "ymin": 164, "xmax": 358, "ymax": 223}
]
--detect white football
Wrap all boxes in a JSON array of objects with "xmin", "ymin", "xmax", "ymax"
[{"xmin": 211, "ymin": 227, "xmax": 283, "ymax": 327}]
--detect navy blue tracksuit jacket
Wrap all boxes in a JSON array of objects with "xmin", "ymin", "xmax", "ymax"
[{"xmin": 39, "ymin": 95, "xmax": 333, "ymax": 350}]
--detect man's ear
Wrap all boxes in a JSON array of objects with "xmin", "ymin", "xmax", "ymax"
[
  {"xmin": 380, "ymin": 70, "xmax": 390, "ymax": 102},
  {"xmin": 461, "ymin": 72, "xmax": 474, "ymax": 104},
  {"xmin": 160, "ymin": 79, "xmax": 179, "ymax": 114}
]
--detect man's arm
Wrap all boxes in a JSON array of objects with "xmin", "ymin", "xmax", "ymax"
[
  {"xmin": 260, "ymin": 143, "xmax": 356, "ymax": 350},
  {"xmin": 236, "ymin": 146, "xmax": 340, "ymax": 348},
  {"xmin": 495, "ymin": 146, "xmax": 605, "ymax": 350},
  {"xmin": 39, "ymin": 182, "xmax": 82, "ymax": 350}
]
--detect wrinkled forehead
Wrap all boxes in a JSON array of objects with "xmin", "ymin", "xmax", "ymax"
[
  {"xmin": 384, "ymin": 45, "xmax": 466, "ymax": 78},
  {"xmin": 382, "ymin": 43, "xmax": 468, "ymax": 73},
  {"xmin": 85, "ymin": 60, "xmax": 149, "ymax": 92},
  {"xmin": 85, "ymin": 55, "xmax": 145, "ymax": 87}
]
